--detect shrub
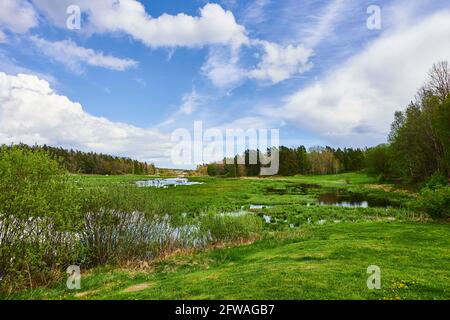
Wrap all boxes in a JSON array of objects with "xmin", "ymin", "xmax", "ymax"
[
  {"xmin": 425, "ymin": 172, "xmax": 449, "ymax": 189},
  {"xmin": 0, "ymin": 146, "xmax": 81, "ymax": 292},
  {"xmin": 411, "ymin": 186, "xmax": 450, "ymax": 219}
]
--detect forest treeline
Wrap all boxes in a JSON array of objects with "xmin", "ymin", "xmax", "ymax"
[
  {"xmin": 198, "ymin": 146, "xmax": 365, "ymax": 177},
  {"xmin": 0, "ymin": 144, "xmax": 156, "ymax": 175},
  {"xmin": 200, "ymin": 62, "xmax": 450, "ymax": 184}
]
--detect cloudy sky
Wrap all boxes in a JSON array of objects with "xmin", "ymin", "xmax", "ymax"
[{"xmin": 1, "ymin": 0, "xmax": 450, "ymax": 167}]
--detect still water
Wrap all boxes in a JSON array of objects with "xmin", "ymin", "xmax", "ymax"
[
  {"xmin": 136, "ymin": 178, "xmax": 204, "ymax": 188},
  {"xmin": 317, "ymin": 191, "xmax": 397, "ymax": 208}
]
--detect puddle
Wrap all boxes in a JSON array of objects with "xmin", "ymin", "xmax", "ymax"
[
  {"xmin": 249, "ymin": 204, "xmax": 273, "ymax": 210},
  {"xmin": 136, "ymin": 178, "xmax": 204, "ymax": 188},
  {"xmin": 265, "ymin": 183, "xmax": 321, "ymax": 195},
  {"xmin": 317, "ymin": 191, "xmax": 398, "ymax": 208}
]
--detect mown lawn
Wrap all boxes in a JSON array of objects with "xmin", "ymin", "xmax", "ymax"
[{"xmin": 13, "ymin": 221, "xmax": 450, "ymax": 300}]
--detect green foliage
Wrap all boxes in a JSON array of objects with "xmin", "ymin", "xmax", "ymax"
[
  {"xmin": 334, "ymin": 148, "xmax": 365, "ymax": 172},
  {"xmin": 205, "ymin": 146, "xmax": 365, "ymax": 177},
  {"xmin": 365, "ymin": 144, "xmax": 392, "ymax": 180},
  {"xmin": 388, "ymin": 62, "xmax": 450, "ymax": 182},
  {"xmin": 0, "ymin": 143, "xmax": 156, "ymax": 175},
  {"xmin": 425, "ymin": 172, "xmax": 449, "ymax": 189},
  {"xmin": 0, "ymin": 146, "xmax": 81, "ymax": 292},
  {"xmin": 411, "ymin": 186, "xmax": 450, "ymax": 219}
]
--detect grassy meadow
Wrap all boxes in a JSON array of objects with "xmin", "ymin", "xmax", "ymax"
[{"xmin": 6, "ymin": 172, "xmax": 449, "ymax": 300}]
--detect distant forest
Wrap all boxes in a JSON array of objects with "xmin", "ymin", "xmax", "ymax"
[
  {"xmin": 198, "ymin": 146, "xmax": 366, "ymax": 177},
  {"xmin": 0, "ymin": 144, "xmax": 156, "ymax": 175},
  {"xmin": 201, "ymin": 62, "xmax": 450, "ymax": 184}
]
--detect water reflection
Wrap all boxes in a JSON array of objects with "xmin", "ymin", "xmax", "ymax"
[
  {"xmin": 136, "ymin": 178, "xmax": 204, "ymax": 188},
  {"xmin": 249, "ymin": 204, "xmax": 273, "ymax": 210},
  {"xmin": 317, "ymin": 191, "xmax": 396, "ymax": 208}
]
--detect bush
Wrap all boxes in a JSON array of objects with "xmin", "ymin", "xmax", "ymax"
[
  {"xmin": 0, "ymin": 146, "xmax": 81, "ymax": 292},
  {"xmin": 411, "ymin": 186, "xmax": 450, "ymax": 219},
  {"xmin": 425, "ymin": 172, "xmax": 449, "ymax": 189}
]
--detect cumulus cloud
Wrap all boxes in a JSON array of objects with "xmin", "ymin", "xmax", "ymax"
[
  {"xmin": 249, "ymin": 40, "xmax": 313, "ymax": 84},
  {"xmin": 276, "ymin": 11, "xmax": 450, "ymax": 147},
  {"xmin": 0, "ymin": 72, "xmax": 172, "ymax": 164},
  {"xmin": 30, "ymin": 36, "xmax": 138, "ymax": 72},
  {"xmin": 0, "ymin": 0, "xmax": 37, "ymax": 34},
  {"xmin": 203, "ymin": 40, "xmax": 314, "ymax": 88},
  {"xmin": 31, "ymin": 0, "xmax": 311, "ymax": 86},
  {"xmin": 201, "ymin": 46, "xmax": 246, "ymax": 89},
  {"xmin": 31, "ymin": 0, "xmax": 248, "ymax": 48}
]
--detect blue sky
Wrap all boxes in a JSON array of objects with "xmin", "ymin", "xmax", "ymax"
[{"xmin": 1, "ymin": 0, "xmax": 450, "ymax": 167}]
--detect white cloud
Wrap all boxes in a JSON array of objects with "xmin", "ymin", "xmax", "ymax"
[
  {"xmin": 31, "ymin": 0, "xmax": 312, "ymax": 87},
  {"xmin": 242, "ymin": 0, "xmax": 271, "ymax": 25},
  {"xmin": 30, "ymin": 36, "xmax": 138, "ymax": 72},
  {"xmin": 201, "ymin": 46, "xmax": 246, "ymax": 89},
  {"xmin": 203, "ymin": 40, "xmax": 314, "ymax": 88},
  {"xmin": 157, "ymin": 89, "xmax": 208, "ymax": 130},
  {"xmin": 0, "ymin": 0, "xmax": 37, "ymax": 34},
  {"xmin": 249, "ymin": 40, "xmax": 313, "ymax": 84},
  {"xmin": 31, "ymin": 0, "xmax": 248, "ymax": 48},
  {"xmin": 179, "ymin": 90, "xmax": 201, "ymax": 116},
  {"xmin": 302, "ymin": 0, "xmax": 347, "ymax": 48},
  {"xmin": 276, "ymin": 11, "xmax": 450, "ymax": 147},
  {"xmin": 0, "ymin": 30, "xmax": 6, "ymax": 43},
  {"xmin": 0, "ymin": 72, "xmax": 173, "ymax": 164}
]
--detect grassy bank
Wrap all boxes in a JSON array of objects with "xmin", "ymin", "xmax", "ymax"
[{"xmin": 11, "ymin": 221, "xmax": 450, "ymax": 300}]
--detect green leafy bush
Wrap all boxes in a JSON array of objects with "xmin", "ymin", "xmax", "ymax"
[
  {"xmin": 0, "ymin": 146, "xmax": 81, "ymax": 292},
  {"xmin": 411, "ymin": 186, "xmax": 450, "ymax": 219},
  {"xmin": 425, "ymin": 172, "xmax": 449, "ymax": 189}
]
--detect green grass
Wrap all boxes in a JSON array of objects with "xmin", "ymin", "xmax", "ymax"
[
  {"xmin": 12, "ymin": 221, "xmax": 450, "ymax": 300},
  {"xmin": 6, "ymin": 173, "xmax": 448, "ymax": 300},
  {"xmin": 72, "ymin": 172, "xmax": 413, "ymax": 214}
]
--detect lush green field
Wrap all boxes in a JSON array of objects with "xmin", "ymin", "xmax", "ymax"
[
  {"xmin": 8, "ymin": 173, "xmax": 449, "ymax": 300},
  {"xmin": 72, "ymin": 172, "xmax": 413, "ymax": 214}
]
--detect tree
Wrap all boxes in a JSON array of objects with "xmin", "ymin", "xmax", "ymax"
[
  {"xmin": 365, "ymin": 144, "xmax": 392, "ymax": 179},
  {"xmin": 427, "ymin": 61, "xmax": 450, "ymax": 102},
  {"xmin": 296, "ymin": 146, "xmax": 309, "ymax": 174},
  {"xmin": 388, "ymin": 62, "xmax": 450, "ymax": 181}
]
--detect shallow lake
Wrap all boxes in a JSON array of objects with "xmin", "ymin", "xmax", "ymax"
[{"xmin": 317, "ymin": 191, "xmax": 397, "ymax": 208}]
